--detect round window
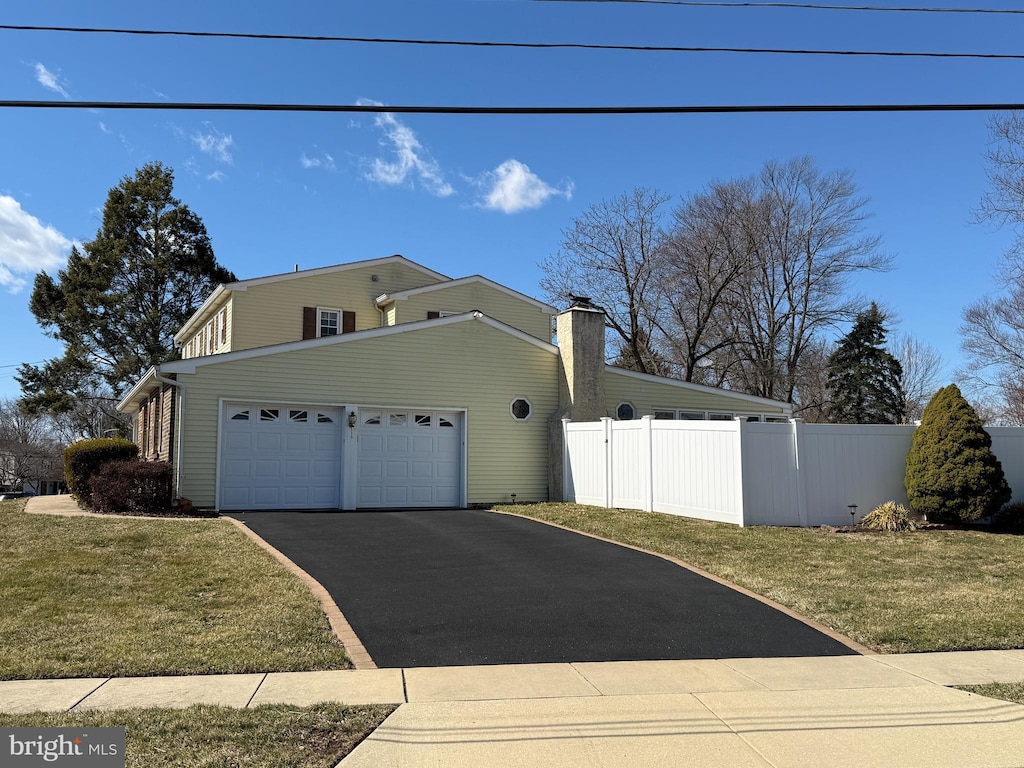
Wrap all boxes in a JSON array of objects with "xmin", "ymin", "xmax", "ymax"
[
  {"xmin": 510, "ymin": 397, "xmax": 532, "ymax": 421},
  {"xmin": 616, "ymin": 402, "xmax": 636, "ymax": 420}
]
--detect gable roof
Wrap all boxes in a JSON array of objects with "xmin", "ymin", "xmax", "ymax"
[
  {"xmin": 121, "ymin": 311, "xmax": 556, "ymax": 411},
  {"xmin": 174, "ymin": 254, "xmax": 449, "ymax": 343},
  {"xmin": 375, "ymin": 275, "xmax": 557, "ymax": 314},
  {"xmin": 604, "ymin": 366, "xmax": 795, "ymax": 413}
]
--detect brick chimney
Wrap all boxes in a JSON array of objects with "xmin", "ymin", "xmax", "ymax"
[{"xmin": 548, "ymin": 297, "xmax": 607, "ymax": 500}]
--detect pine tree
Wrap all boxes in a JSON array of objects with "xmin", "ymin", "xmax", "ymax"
[
  {"xmin": 826, "ymin": 303, "xmax": 906, "ymax": 424},
  {"xmin": 18, "ymin": 163, "xmax": 235, "ymax": 415},
  {"xmin": 905, "ymin": 384, "xmax": 1011, "ymax": 523}
]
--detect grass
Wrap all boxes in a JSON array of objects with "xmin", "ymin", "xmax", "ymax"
[
  {"xmin": 0, "ymin": 703, "xmax": 394, "ymax": 767},
  {"xmin": 956, "ymin": 682, "xmax": 1024, "ymax": 705},
  {"xmin": 495, "ymin": 502, "xmax": 1024, "ymax": 653},
  {"xmin": 0, "ymin": 499, "xmax": 351, "ymax": 679}
]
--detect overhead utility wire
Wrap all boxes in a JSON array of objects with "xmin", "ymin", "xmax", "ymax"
[
  {"xmin": 1, "ymin": 24, "xmax": 1022, "ymax": 60},
  {"xmin": 5, "ymin": 100, "xmax": 1024, "ymax": 115},
  {"xmin": 533, "ymin": 0, "xmax": 1024, "ymax": 14}
]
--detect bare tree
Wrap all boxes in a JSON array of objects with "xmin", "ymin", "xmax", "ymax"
[
  {"xmin": 961, "ymin": 113, "xmax": 1024, "ymax": 422},
  {"xmin": 0, "ymin": 399, "xmax": 63, "ymax": 492},
  {"xmin": 724, "ymin": 157, "xmax": 891, "ymax": 402},
  {"xmin": 891, "ymin": 334, "xmax": 945, "ymax": 423},
  {"xmin": 653, "ymin": 179, "xmax": 757, "ymax": 384},
  {"xmin": 539, "ymin": 188, "xmax": 670, "ymax": 375},
  {"xmin": 960, "ymin": 287, "xmax": 1024, "ymax": 425}
]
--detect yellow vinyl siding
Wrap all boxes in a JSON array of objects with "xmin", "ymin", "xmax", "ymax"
[
  {"xmin": 392, "ymin": 283, "xmax": 552, "ymax": 341},
  {"xmin": 603, "ymin": 368, "xmax": 788, "ymax": 418},
  {"xmin": 181, "ymin": 297, "xmax": 232, "ymax": 359},
  {"xmin": 230, "ymin": 262, "xmax": 443, "ymax": 351},
  {"xmin": 175, "ymin": 320, "xmax": 558, "ymax": 507},
  {"xmin": 384, "ymin": 305, "xmax": 397, "ymax": 326}
]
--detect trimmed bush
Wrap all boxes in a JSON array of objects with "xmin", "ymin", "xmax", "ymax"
[
  {"xmin": 993, "ymin": 501, "xmax": 1024, "ymax": 533},
  {"xmin": 63, "ymin": 438, "xmax": 139, "ymax": 507},
  {"xmin": 89, "ymin": 459, "xmax": 173, "ymax": 515},
  {"xmin": 905, "ymin": 384, "xmax": 1011, "ymax": 523},
  {"xmin": 860, "ymin": 501, "xmax": 919, "ymax": 532}
]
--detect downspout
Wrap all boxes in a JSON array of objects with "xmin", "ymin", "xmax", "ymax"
[{"xmin": 154, "ymin": 371, "xmax": 184, "ymax": 500}]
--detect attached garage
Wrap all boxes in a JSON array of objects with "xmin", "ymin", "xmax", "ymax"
[
  {"xmin": 356, "ymin": 409, "xmax": 463, "ymax": 507},
  {"xmin": 217, "ymin": 401, "xmax": 465, "ymax": 511},
  {"xmin": 219, "ymin": 403, "xmax": 343, "ymax": 510}
]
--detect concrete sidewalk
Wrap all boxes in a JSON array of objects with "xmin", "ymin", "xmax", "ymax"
[{"xmin": 3, "ymin": 652, "xmax": 1024, "ymax": 767}]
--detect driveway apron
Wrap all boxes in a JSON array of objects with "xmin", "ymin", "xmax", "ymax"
[{"xmin": 228, "ymin": 509, "xmax": 855, "ymax": 668}]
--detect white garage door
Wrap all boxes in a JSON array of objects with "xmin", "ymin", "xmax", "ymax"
[
  {"xmin": 219, "ymin": 403, "xmax": 342, "ymax": 510},
  {"xmin": 357, "ymin": 409, "xmax": 462, "ymax": 507}
]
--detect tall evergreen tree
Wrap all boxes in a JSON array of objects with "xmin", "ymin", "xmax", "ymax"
[
  {"xmin": 825, "ymin": 302, "xmax": 906, "ymax": 424},
  {"xmin": 18, "ymin": 163, "xmax": 235, "ymax": 415}
]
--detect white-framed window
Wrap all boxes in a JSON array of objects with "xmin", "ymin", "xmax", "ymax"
[
  {"xmin": 510, "ymin": 396, "xmax": 532, "ymax": 422},
  {"xmin": 219, "ymin": 307, "xmax": 228, "ymax": 345},
  {"xmin": 318, "ymin": 307, "xmax": 341, "ymax": 337},
  {"xmin": 654, "ymin": 409, "xmax": 706, "ymax": 420},
  {"xmin": 708, "ymin": 412, "xmax": 733, "ymax": 421},
  {"xmin": 616, "ymin": 402, "xmax": 636, "ymax": 420}
]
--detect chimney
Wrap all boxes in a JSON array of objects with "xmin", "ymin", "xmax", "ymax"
[
  {"xmin": 556, "ymin": 298, "xmax": 606, "ymax": 421},
  {"xmin": 548, "ymin": 298, "xmax": 607, "ymax": 500}
]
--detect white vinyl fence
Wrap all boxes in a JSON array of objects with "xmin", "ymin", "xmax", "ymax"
[{"xmin": 562, "ymin": 417, "xmax": 1024, "ymax": 527}]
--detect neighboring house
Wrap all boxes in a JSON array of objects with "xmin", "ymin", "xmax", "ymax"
[
  {"xmin": 0, "ymin": 449, "xmax": 65, "ymax": 495},
  {"xmin": 117, "ymin": 255, "xmax": 792, "ymax": 511}
]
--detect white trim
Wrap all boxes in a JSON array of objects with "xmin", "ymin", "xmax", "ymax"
[
  {"xmin": 174, "ymin": 286, "xmax": 229, "ymax": 343},
  {"xmin": 316, "ymin": 306, "xmax": 342, "ymax": 337},
  {"xmin": 157, "ymin": 312, "xmax": 559, "ymax": 375},
  {"xmin": 375, "ymin": 274, "xmax": 557, "ymax": 314},
  {"xmin": 605, "ymin": 365, "xmax": 793, "ymax": 413},
  {"xmin": 117, "ymin": 366, "xmax": 160, "ymax": 411},
  {"xmin": 174, "ymin": 256, "xmax": 447, "ymax": 343},
  {"xmin": 509, "ymin": 396, "xmax": 533, "ymax": 422},
  {"xmin": 615, "ymin": 401, "xmax": 637, "ymax": 421}
]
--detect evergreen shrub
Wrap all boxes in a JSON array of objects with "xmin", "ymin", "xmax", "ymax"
[
  {"xmin": 905, "ymin": 384, "xmax": 1011, "ymax": 523},
  {"xmin": 63, "ymin": 438, "xmax": 139, "ymax": 507}
]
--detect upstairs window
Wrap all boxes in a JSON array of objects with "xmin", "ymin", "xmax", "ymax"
[{"xmin": 319, "ymin": 308, "xmax": 341, "ymax": 337}]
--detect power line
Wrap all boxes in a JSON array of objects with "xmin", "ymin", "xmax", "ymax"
[
  {"xmin": 4, "ymin": 99, "xmax": 1024, "ymax": 115},
  {"xmin": 2, "ymin": 24, "xmax": 1023, "ymax": 60},
  {"xmin": 533, "ymin": 0, "xmax": 1024, "ymax": 14}
]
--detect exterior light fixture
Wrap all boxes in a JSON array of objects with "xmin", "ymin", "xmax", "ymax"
[
  {"xmin": 848, "ymin": 504, "xmax": 858, "ymax": 526},
  {"xmin": 347, "ymin": 411, "xmax": 357, "ymax": 428}
]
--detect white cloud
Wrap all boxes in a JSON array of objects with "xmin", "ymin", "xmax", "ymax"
[
  {"xmin": 206, "ymin": 170, "xmax": 225, "ymax": 182},
  {"xmin": 0, "ymin": 196, "xmax": 70, "ymax": 291},
  {"xmin": 191, "ymin": 124, "xmax": 234, "ymax": 163},
  {"xmin": 34, "ymin": 63, "xmax": 70, "ymax": 98},
  {"xmin": 478, "ymin": 159, "xmax": 573, "ymax": 214},
  {"xmin": 358, "ymin": 98, "xmax": 454, "ymax": 197},
  {"xmin": 98, "ymin": 121, "xmax": 109, "ymax": 134},
  {"xmin": 300, "ymin": 152, "xmax": 336, "ymax": 171}
]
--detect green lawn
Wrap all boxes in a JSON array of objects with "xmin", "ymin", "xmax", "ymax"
[
  {"xmin": 0, "ymin": 499, "xmax": 351, "ymax": 679},
  {"xmin": 957, "ymin": 682, "xmax": 1024, "ymax": 705},
  {"xmin": 496, "ymin": 503, "xmax": 1024, "ymax": 653},
  {"xmin": 0, "ymin": 703, "xmax": 394, "ymax": 768}
]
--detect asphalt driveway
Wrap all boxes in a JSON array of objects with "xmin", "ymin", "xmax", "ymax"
[{"xmin": 228, "ymin": 509, "xmax": 856, "ymax": 668}]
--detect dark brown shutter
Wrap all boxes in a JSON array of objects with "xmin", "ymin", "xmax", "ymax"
[
  {"xmin": 342, "ymin": 310, "xmax": 356, "ymax": 334},
  {"xmin": 302, "ymin": 307, "xmax": 316, "ymax": 339},
  {"xmin": 427, "ymin": 311, "xmax": 440, "ymax": 319}
]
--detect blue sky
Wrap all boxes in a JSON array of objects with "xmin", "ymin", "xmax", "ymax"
[{"xmin": 1, "ymin": 0, "xmax": 1022, "ymax": 399}]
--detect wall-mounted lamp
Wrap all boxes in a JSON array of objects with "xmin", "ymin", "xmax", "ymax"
[{"xmin": 347, "ymin": 411, "xmax": 357, "ymax": 428}]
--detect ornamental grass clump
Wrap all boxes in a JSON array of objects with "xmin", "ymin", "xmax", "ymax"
[
  {"xmin": 860, "ymin": 501, "xmax": 919, "ymax": 532},
  {"xmin": 905, "ymin": 384, "xmax": 1011, "ymax": 523}
]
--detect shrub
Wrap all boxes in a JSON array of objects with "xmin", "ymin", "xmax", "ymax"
[
  {"xmin": 63, "ymin": 438, "xmax": 139, "ymax": 507},
  {"xmin": 89, "ymin": 459, "xmax": 173, "ymax": 515},
  {"xmin": 860, "ymin": 501, "xmax": 919, "ymax": 532},
  {"xmin": 993, "ymin": 501, "xmax": 1024, "ymax": 532},
  {"xmin": 905, "ymin": 384, "xmax": 1011, "ymax": 523}
]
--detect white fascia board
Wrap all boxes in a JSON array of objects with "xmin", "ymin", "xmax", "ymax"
[
  {"xmin": 117, "ymin": 366, "xmax": 159, "ymax": 412},
  {"xmin": 604, "ymin": 365, "xmax": 795, "ymax": 413},
  {"xmin": 222, "ymin": 254, "xmax": 449, "ymax": 292},
  {"xmin": 174, "ymin": 286, "xmax": 228, "ymax": 343},
  {"xmin": 159, "ymin": 311, "xmax": 558, "ymax": 374},
  {"xmin": 375, "ymin": 275, "xmax": 557, "ymax": 314}
]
